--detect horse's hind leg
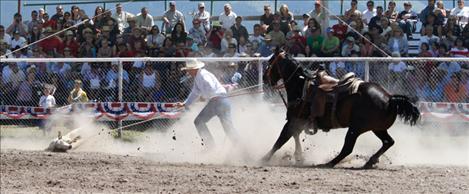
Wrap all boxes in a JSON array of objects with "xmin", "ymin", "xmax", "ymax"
[
  {"xmin": 262, "ymin": 121, "xmax": 294, "ymax": 162},
  {"xmin": 293, "ymin": 132, "xmax": 304, "ymax": 164},
  {"xmin": 363, "ymin": 130, "xmax": 395, "ymax": 169},
  {"xmin": 321, "ymin": 128, "xmax": 360, "ymax": 167}
]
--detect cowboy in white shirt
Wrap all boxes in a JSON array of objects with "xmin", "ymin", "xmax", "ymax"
[
  {"xmin": 451, "ymin": 0, "xmax": 469, "ymax": 27},
  {"xmin": 112, "ymin": 3, "xmax": 135, "ymax": 34},
  {"xmin": 219, "ymin": 4, "xmax": 237, "ymax": 30},
  {"xmin": 176, "ymin": 59, "xmax": 241, "ymax": 149}
]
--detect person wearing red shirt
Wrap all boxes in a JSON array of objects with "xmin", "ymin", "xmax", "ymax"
[
  {"xmin": 444, "ymin": 73, "xmax": 467, "ymax": 102},
  {"xmin": 41, "ymin": 13, "xmax": 58, "ymax": 30},
  {"xmin": 38, "ymin": 28, "xmax": 63, "ymax": 56},
  {"xmin": 207, "ymin": 21, "xmax": 224, "ymax": 51},
  {"xmin": 332, "ymin": 17, "xmax": 348, "ymax": 41},
  {"xmin": 62, "ymin": 30, "xmax": 79, "ymax": 56}
]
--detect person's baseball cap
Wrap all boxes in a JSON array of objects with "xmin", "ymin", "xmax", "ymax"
[
  {"xmin": 169, "ymin": 1, "xmax": 176, "ymax": 6},
  {"xmin": 404, "ymin": 1, "xmax": 412, "ymax": 6},
  {"xmin": 346, "ymin": 36, "xmax": 355, "ymax": 42},
  {"xmin": 116, "ymin": 3, "xmax": 123, "ymax": 8},
  {"xmin": 198, "ymin": 2, "xmax": 205, "ymax": 8}
]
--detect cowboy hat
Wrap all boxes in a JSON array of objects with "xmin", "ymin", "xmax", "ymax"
[{"xmin": 181, "ymin": 59, "xmax": 205, "ymax": 70}]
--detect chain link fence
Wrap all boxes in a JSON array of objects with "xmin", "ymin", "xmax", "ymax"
[{"xmin": 1, "ymin": 57, "xmax": 468, "ymax": 135}]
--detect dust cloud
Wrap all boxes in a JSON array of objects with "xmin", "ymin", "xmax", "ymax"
[{"xmin": 1, "ymin": 94, "xmax": 468, "ymax": 167}]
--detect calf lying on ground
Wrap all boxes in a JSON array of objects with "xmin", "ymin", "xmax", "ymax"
[{"xmin": 45, "ymin": 129, "xmax": 82, "ymax": 152}]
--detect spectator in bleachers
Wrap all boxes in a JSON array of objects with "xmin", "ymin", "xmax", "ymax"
[
  {"xmin": 267, "ymin": 21, "xmax": 286, "ymax": 47},
  {"xmin": 161, "ymin": 37, "xmax": 176, "ymax": 57},
  {"xmin": 379, "ymin": 18, "xmax": 392, "ymax": 39},
  {"xmin": 341, "ymin": 36, "xmax": 359, "ymax": 57},
  {"xmin": 147, "ymin": 25, "xmax": 165, "ymax": 50},
  {"xmin": 171, "ymin": 22, "xmax": 188, "ymax": 45},
  {"xmin": 26, "ymin": 10, "xmax": 41, "ymax": 34},
  {"xmin": 51, "ymin": 5, "xmax": 64, "ymax": 22},
  {"xmin": 420, "ymin": 0, "xmax": 436, "ymax": 26},
  {"xmin": 248, "ymin": 25, "xmax": 262, "ymax": 52},
  {"xmin": 42, "ymin": 12, "xmax": 58, "ymax": 31},
  {"xmin": 421, "ymin": 13, "xmax": 443, "ymax": 37},
  {"xmin": 3, "ymin": 63, "xmax": 25, "ymax": 104},
  {"xmin": 332, "ymin": 16, "xmax": 348, "ymax": 41},
  {"xmin": 344, "ymin": 0, "xmax": 362, "ymax": 23},
  {"xmin": 219, "ymin": 4, "xmax": 237, "ymax": 30},
  {"xmin": 220, "ymin": 30, "xmax": 237, "ymax": 53},
  {"xmin": 369, "ymin": 6, "xmax": 384, "ymax": 28},
  {"xmin": 388, "ymin": 52, "xmax": 407, "ymax": 89},
  {"xmin": 397, "ymin": 1, "xmax": 418, "ymax": 39},
  {"xmin": 257, "ymin": 34, "xmax": 274, "ymax": 57},
  {"xmin": 435, "ymin": 1, "xmax": 448, "ymax": 23},
  {"xmin": 286, "ymin": 26, "xmax": 306, "ymax": 56},
  {"xmin": 93, "ymin": 6, "xmax": 104, "ymax": 27},
  {"xmin": 309, "ymin": 1, "xmax": 328, "ymax": 36},
  {"xmin": 189, "ymin": 19, "xmax": 207, "ymax": 46},
  {"xmin": 127, "ymin": 27, "xmax": 146, "ymax": 51},
  {"xmin": 387, "ymin": 27, "xmax": 408, "ymax": 56},
  {"xmin": 451, "ymin": 0, "xmax": 469, "ymax": 27},
  {"xmin": 307, "ymin": 27, "xmax": 323, "ymax": 56},
  {"xmin": 207, "ymin": 21, "xmax": 224, "ymax": 51},
  {"xmin": 38, "ymin": 28, "xmax": 63, "ymax": 57},
  {"xmin": 135, "ymin": 7, "xmax": 154, "ymax": 32},
  {"xmin": 450, "ymin": 38, "xmax": 469, "ymax": 57},
  {"xmin": 70, "ymin": 6, "xmax": 82, "ymax": 25},
  {"xmin": 113, "ymin": 3, "xmax": 134, "ymax": 34},
  {"xmin": 231, "ymin": 16, "xmax": 249, "ymax": 42},
  {"xmin": 329, "ymin": 59, "xmax": 346, "ymax": 78},
  {"xmin": 63, "ymin": 31, "xmax": 78, "ymax": 57},
  {"xmin": 79, "ymin": 29, "xmax": 97, "ymax": 57},
  {"xmin": 444, "ymin": 73, "xmax": 467, "ymax": 102},
  {"xmin": 237, "ymin": 36, "xmax": 249, "ymax": 54},
  {"xmin": 279, "ymin": 4, "xmax": 294, "ymax": 34},
  {"xmin": 360, "ymin": 32, "xmax": 376, "ymax": 57},
  {"xmin": 97, "ymin": 38, "xmax": 113, "ymax": 57},
  {"xmin": 28, "ymin": 26, "xmax": 41, "ymax": 44},
  {"xmin": 419, "ymin": 26, "xmax": 440, "ymax": 50},
  {"xmin": 384, "ymin": 1, "xmax": 398, "ymax": 22},
  {"xmin": 0, "ymin": 25, "xmax": 12, "ymax": 47},
  {"xmin": 50, "ymin": 62, "xmax": 72, "ymax": 80},
  {"xmin": 139, "ymin": 63, "xmax": 161, "ymax": 102},
  {"xmin": 194, "ymin": 2, "xmax": 211, "ymax": 32},
  {"xmin": 419, "ymin": 43, "xmax": 433, "ymax": 58},
  {"xmin": 83, "ymin": 64, "xmax": 104, "ymax": 101},
  {"xmin": 10, "ymin": 31, "xmax": 27, "ymax": 50},
  {"xmin": 6, "ymin": 13, "xmax": 28, "ymax": 37},
  {"xmin": 163, "ymin": 1, "xmax": 185, "ymax": 35},
  {"xmin": 260, "ymin": 4, "xmax": 274, "ymax": 29},
  {"xmin": 223, "ymin": 43, "xmax": 239, "ymax": 57},
  {"xmin": 37, "ymin": 8, "xmax": 45, "ymax": 23},
  {"xmin": 444, "ymin": 16, "xmax": 462, "ymax": 44},
  {"xmin": 362, "ymin": 1, "xmax": 376, "ymax": 26}
]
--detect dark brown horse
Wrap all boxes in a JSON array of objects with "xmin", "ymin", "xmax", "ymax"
[{"xmin": 262, "ymin": 51, "xmax": 420, "ymax": 168}]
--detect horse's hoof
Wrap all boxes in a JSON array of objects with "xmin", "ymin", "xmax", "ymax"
[
  {"xmin": 316, "ymin": 163, "xmax": 334, "ymax": 168},
  {"xmin": 362, "ymin": 163, "xmax": 377, "ymax": 169}
]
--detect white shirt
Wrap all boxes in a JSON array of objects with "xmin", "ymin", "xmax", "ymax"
[
  {"xmin": 0, "ymin": 33, "xmax": 12, "ymax": 46},
  {"xmin": 419, "ymin": 35, "xmax": 440, "ymax": 50},
  {"xmin": 388, "ymin": 62, "xmax": 407, "ymax": 73},
  {"xmin": 450, "ymin": 6, "xmax": 469, "ymax": 26},
  {"xmin": 194, "ymin": 10, "xmax": 211, "ymax": 30},
  {"xmin": 219, "ymin": 12, "xmax": 237, "ymax": 30},
  {"xmin": 10, "ymin": 37, "xmax": 27, "ymax": 49},
  {"xmin": 39, "ymin": 95, "xmax": 56, "ymax": 108},
  {"xmin": 112, "ymin": 11, "xmax": 135, "ymax": 33},
  {"xmin": 135, "ymin": 13, "xmax": 155, "ymax": 29},
  {"xmin": 184, "ymin": 68, "xmax": 227, "ymax": 106},
  {"xmin": 362, "ymin": 8, "xmax": 377, "ymax": 25}
]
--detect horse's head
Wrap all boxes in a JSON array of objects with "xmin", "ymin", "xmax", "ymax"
[
  {"xmin": 264, "ymin": 47, "xmax": 300, "ymax": 86},
  {"xmin": 46, "ymin": 131, "xmax": 72, "ymax": 152}
]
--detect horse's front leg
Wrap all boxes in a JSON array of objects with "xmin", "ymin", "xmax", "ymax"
[{"xmin": 293, "ymin": 132, "xmax": 304, "ymax": 164}]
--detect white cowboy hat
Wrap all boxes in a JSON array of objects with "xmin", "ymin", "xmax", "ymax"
[{"xmin": 181, "ymin": 59, "xmax": 205, "ymax": 70}]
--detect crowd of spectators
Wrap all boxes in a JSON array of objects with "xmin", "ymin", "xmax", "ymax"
[{"xmin": 1, "ymin": 0, "xmax": 469, "ymax": 106}]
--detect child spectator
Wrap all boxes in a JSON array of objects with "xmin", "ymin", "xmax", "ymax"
[{"xmin": 444, "ymin": 73, "xmax": 467, "ymax": 102}]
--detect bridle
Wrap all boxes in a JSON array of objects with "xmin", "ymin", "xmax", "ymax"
[
  {"xmin": 266, "ymin": 52, "xmax": 301, "ymax": 108},
  {"xmin": 267, "ymin": 52, "xmax": 300, "ymax": 86}
]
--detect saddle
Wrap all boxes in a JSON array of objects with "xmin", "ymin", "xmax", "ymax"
[{"xmin": 301, "ymin": 71, "xmax": 364, "ymax": 131}]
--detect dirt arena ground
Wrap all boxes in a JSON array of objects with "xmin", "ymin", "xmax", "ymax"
[
  {"xmin": 1, "ymin": 100, "xmax": 469, "ymax": 193},
  {"xmin": 1, "ymin": 149, "xmax": 468, "ymax": 193}
]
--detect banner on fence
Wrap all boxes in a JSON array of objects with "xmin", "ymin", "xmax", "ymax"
[{"xmin": 0, "ymin": 102, "xmax": 182, "ymax": 121}]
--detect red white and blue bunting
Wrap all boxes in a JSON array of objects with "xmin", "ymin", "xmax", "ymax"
[{"xmin": 0, "ymin": 102, "xmax": 182, "ymax": 121}]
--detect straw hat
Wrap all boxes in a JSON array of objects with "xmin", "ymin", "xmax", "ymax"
[{"xmin": 181, "ymin": 59, "xmax": 205, "ymax": 70}]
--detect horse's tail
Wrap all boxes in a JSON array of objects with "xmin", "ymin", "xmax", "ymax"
[{"xmin": 389, "ymin": 95, "xmax": 420, "ymax": 126}]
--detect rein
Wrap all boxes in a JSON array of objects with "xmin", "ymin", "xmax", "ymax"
[{"xmin": 268, "ymin": 53, "xmax": 301, "ymax": 108}]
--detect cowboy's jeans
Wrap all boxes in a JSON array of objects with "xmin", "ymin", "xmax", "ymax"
[{"xmin": 194, "ymin": 97, "xmax": 239, "ymax": 148}]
